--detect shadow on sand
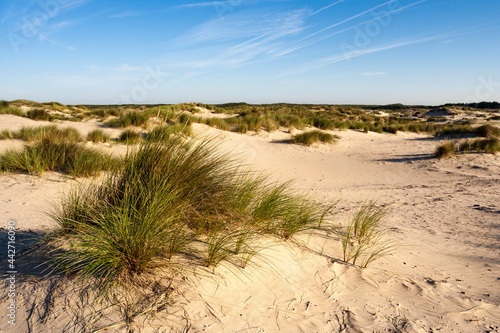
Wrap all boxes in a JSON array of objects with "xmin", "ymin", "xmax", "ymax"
[{"xmin": 376, "ymin": 153, "xmax": 435, "ymax": 163}]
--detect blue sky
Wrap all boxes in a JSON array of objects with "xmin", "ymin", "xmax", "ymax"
[{"xmin": 1, "ymin": 0, "xmax": 499, "ymax": 105}]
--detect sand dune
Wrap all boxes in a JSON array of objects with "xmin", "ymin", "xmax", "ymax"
[{"xmin": 1, "ymin": 117, "xmax": 499, "ymax": 332}]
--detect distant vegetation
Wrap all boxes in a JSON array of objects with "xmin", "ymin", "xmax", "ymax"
[{"xmin": 1, "ymin": 100, "xmax": 499, "ymax": 144}]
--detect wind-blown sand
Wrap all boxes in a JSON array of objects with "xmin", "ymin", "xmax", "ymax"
[{"xmin": 1, "ymin": 117, "xmax": 499, "ymax": 332}]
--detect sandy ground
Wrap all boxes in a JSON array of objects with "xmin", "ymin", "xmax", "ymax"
[{"xmin": 0, "ymin": 116, "xmax": 499, "ymax": 332}]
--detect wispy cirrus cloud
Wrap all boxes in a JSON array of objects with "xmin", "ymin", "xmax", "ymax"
[
  {"xmin": 5, "ymin": 0, "xmax": 100, "ymax": 52},
  {"xmin": 273, "ymin": 0, "xmax": 427, "ymax": 57},
  {"xmin": 297, "ymin": 0, "xmax": 398, "ymax": 44},
  {"xmin": 151, "ymin": 8, "xmax": 308, "ymax": 76},
  {"xmin": 175, "ymin": 8, "xmax": 307, "ymax": 50},
  {"xmin": 282, "ymin": 28, "xmax": 479, "ymax": 77}
]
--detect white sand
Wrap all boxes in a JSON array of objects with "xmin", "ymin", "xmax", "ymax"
[{"xmin": 0, "ymin": 117, "xmax": 499, "ymax": 332}]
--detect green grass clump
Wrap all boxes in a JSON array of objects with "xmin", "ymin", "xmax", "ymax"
[
  {"xmin": 313, "ymin": 118, "xmax": 335, "ymax": 130},
  {"xmin": 435, "ymin": 142, "xmax": 455, "ymax": 159},
  {"xmin": 105, "ymin": 111, "xmax": 151, "ymax": 128},
  {"xmin": 48, "ymin": 138, "xmax": 328, "ymax": 293},
  {"xmin": 341, "ymin": 203, "xmax": 392, "ymax": 268},
  {"xmin": 0, "ymin": 107, "xmax": 24, "ymax": 117},
  {"xmin": 146, "ymin": 124, "xmax": 192, "ymax": 142},
  {"xmin": 290, "ymin": 130, "xmax": 339, "ymax": 146},
  {"xmin": 1, "ymin": 130, "xmax": 12, "ymax": 140},
  {"xmin": 0, "ymin": 137, "xmax": 118, "ymax": 177},
  {"xmin": 475, "ymin": 124, "xmax": 500, "ymax": 138},
  {"xmin": 118, "ymin": 129, "xmax": 142, "ymax": 144},
  {"xmin": 0, "ymin": 101, "xmax": 24, "ymax": 117},
  {"xmin": 178, "ymin": 113, "xmax": 193, "ymax": 126},
  {"xmin": 26, "ymin": 108, "xmax": 53, "ymax": 121},
  {"xmin": 235, "ymin": 123, "xmax": 248, "ymax": 133},
  {"xmin": 479, "ymin": 138, "xmax": 500, "ymax": 153},
  {"xmin": 86, "ymin": 129, "xmax": 111, "ymax": 143},
  {"xmin": 459, "ymin": 138, "xmax": 499, "ymax": 154},
  {"xmin": 12, "ymin": 125, "xmax": 82, "ymax": 142},
  {"xmin": 195, "ymin": 117, "xmax": 229, "ymax": 130}
]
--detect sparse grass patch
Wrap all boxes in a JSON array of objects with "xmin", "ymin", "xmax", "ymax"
[
  {"xmin": 475, "ymin": 124, "xmax": 500, "ymax": 138},
  {"xmin": 459, "ymin": 138, "xmax": 500, "ymax": 154},
  {"xmin": 435, "ymin": 142, "xmax": 455, "ymax": 159},
  {"xmin": 0, "ymin": 130, "xmax": 12, "ymax": 140},
  {"xmin": 290, "ymin": 130, "xmax": 339, "ymax": 146},
  {"xmin": 118, "ymin": 129, "xmax": 142, "ymax": 144},
  {"xmin": 438, "ymin": 137, "xmax": 499, "ymax": 157},
  {"xmin": 341, "ymin": 203, "xmax": 392, "ymax": 268},
  {"xmin": 235, "ymin": 123, "xmax": 248, "ymax": 133}
]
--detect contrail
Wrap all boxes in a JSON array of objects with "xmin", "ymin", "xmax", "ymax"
[
  {"xmin": 275, "ymin": 0, "xmax": 427, "ymax": 57},
  {"xmin": 310, "ymin": 0, "xmax": 345, "ymax": 16},
  {"xmin": 297, "ymin": 0, "xmax": 397, "ymax": 43}
]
